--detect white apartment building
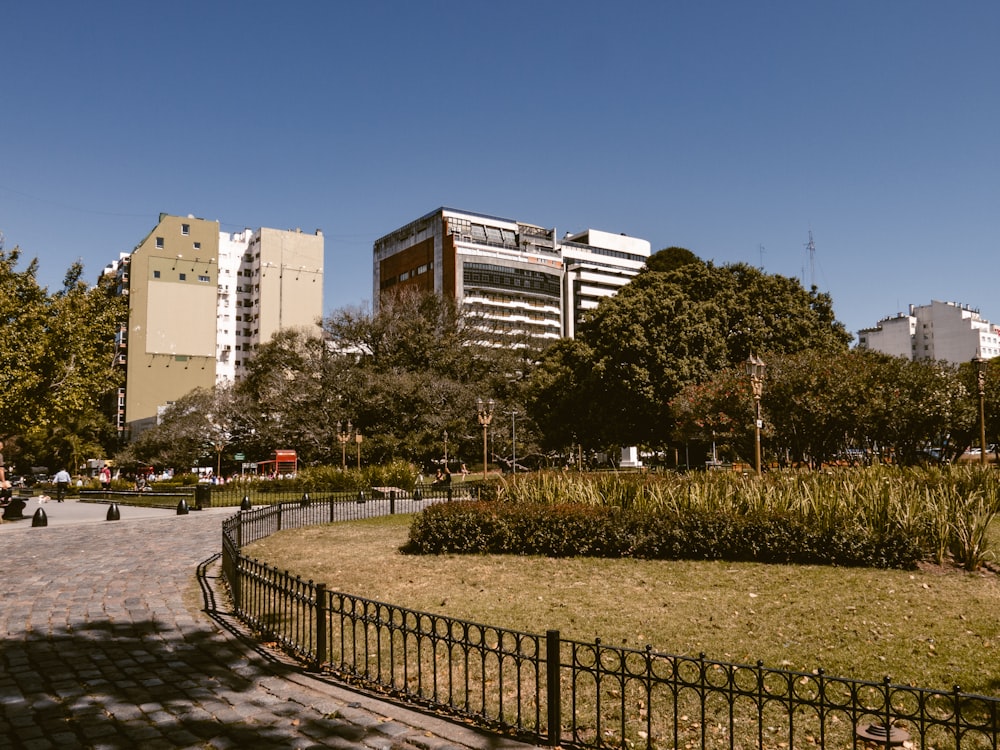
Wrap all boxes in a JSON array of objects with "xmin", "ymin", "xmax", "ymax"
[
  {"xmin": 561, "ymin": 229, "xmax": 650, "ymax": 338},
  {"xmin": 857, "ymin": 300, "xmax": 1000, "ymax": 363},
  {"xmin": 215, "ymin": 226, "xmax": 324, "ymax": 384},
  {"xmin": 372, "ymin": 207, "xmax": 650, "ymax": 343}
]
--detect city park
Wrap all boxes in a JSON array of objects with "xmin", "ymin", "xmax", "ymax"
[{"xmin": 3, "ymin": 245, "xmax": 1000, "ymax": 746}]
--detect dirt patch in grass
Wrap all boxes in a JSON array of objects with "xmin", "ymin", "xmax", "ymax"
[{"xmin": 245, "ymin": 514, "xmax": 1000, "ymax": 696}]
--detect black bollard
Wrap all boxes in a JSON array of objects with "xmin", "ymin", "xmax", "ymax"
[
  {"xmin": 31, "ymin": 507, "xmax": 48, "ymax": 527},
  {"xmin": 240, "ymin": 495, "xmax": 252, "ymax": 511},
  {"xmin": 300, "ymin": 492, "xmax": 310, "ymax": 507},
  {"xmin": 176, "ymin": 498, "xmax": 189, "ymax": 515},
  {"xmin": 106, "ymin": 503, "xmax": 121, "ymax": 521}
]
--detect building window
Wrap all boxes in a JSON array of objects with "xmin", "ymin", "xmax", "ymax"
[
  {"xmin": 198, "ymin": 275, "xmax": 210, "ymax": 282},
  {"xmin": 182, "ymin": 223, "xmax": 190, "ymax": 235},
  {"xmin": 194, "ymin": 242, "xmax": 201, "ymax": 250},
  {"xmin": 153, "ymin": 270, "xmax": 161, "ymax": 279},
  {"xmin": 156, "ymin": 237, "xmax": 164, "ymax": 249},
  {"xmin": 179, "ymin": 273, "xmax": 187, "ymax": 281}
]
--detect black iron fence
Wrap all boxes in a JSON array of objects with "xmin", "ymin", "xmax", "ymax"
[{"xmin": 221, "ymin": 498, "xmax": 1000, "ymax": 749}]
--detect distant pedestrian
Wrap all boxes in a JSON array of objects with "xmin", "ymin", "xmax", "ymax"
[
  {"xmin": 99, "ymin": 465, "xmax": 112, "ymax": 491},
  {"xmin": 54, "ymin": 468, "xmax": 71, "ymax": 502},
  {"xmin": 0, "ymin": 440, "xmax": 8, "ymax": 504}
]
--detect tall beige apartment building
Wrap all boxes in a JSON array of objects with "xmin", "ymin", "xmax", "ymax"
[{"xmin": 109, "ymin": 213, "xmax": 323, "ymax": 439}]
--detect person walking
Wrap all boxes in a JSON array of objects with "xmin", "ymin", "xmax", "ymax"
[
  {"xmin": 54, "ymin": 468, "xmax": 71, "ymax": 502},
  {"xmin": 99, "ymin": 465, "xmax": 112, "ymax": 491}
]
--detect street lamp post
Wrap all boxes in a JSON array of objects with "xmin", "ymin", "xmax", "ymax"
[
  {"xmin": 443, "ymin": 430, "xmax": 448, "ymax": 469},
  {"xmin": 477, "ymin": 398, "xmax": 495, "ymax": 480},
  {"xmin": 745, "ymin": 354, "xmax": 766, "ymax": 476},
  {"xmin": 214, "ymin": 440, "xmax": 224, "ymax": 479},
  {"xmin": 355, "ymin": 431, "xmax": 363, "ymax": 470},
  {"xmin": 974, "ymin": 357, "xmax": 987, "ymax": 466},
  {"xmin": 336, "ymin": 420, "xmax": 352, "ymax": 470}
]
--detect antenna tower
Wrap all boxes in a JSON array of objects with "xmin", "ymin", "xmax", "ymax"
[{"xmin": 805, "ymin": 231, "xmax": 816, "ymax": 289}]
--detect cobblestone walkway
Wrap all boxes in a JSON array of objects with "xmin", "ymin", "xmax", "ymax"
[{"xmin": 0, "ymin": 509, "xmax": 536, "ymax": 749}]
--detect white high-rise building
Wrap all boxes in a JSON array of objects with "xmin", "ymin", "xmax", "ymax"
[{"xmin": 858, "ymin": 300, "xmax": 1000, "ymax": 363}]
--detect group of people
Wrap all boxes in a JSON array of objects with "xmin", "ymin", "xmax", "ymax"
[
  {"xmin": 430, "ymin": 463, "xmax": 469, "ymax": 486},
  {"xmin": 431, "ymin": 467, "xmax": 452, "ymax": 486},
  {"xmin": 0, "ymin": 438, "xmax": 115, "ymax": 508}
]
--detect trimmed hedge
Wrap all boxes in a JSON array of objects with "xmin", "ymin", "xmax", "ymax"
[{"xmin": 402, "ymin": 501, "xmax": 923, "ymax": 569}]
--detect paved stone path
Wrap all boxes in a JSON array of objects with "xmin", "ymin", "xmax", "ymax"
[{"xmin": 0, "ymin": 501, "xmax": 537, "ymax": 749}]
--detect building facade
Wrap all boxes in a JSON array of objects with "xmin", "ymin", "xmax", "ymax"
[
  {"xmin": 857, "ymin": 300, "xmax": 1000, "ymax": 363},
  {"xmin": 372, "ymin": 207, "xmax": 650, "ymax": 343},
  {"xmin": 109, "ymin": 213, "xmax": 323, "ymax": 439}
]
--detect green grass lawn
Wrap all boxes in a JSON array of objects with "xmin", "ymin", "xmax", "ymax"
[{"xmin": 245, "ymin": 513, "xmax": 1000, "ymax": 697}]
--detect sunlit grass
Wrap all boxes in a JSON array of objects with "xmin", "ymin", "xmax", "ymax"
[{"xmin": 246, "ymin": 513, "xmax": 1000, "ymax": 697}]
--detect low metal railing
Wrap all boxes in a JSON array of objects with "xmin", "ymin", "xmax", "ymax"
[{"xmin": 221, "ymin": 499, "xmax": 1000, "ymax": 749}]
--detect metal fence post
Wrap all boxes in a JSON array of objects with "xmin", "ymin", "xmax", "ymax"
[
  {"xmin": 390, "ymin": 490, "xmax": 396, "ymax": 515},
  {"xmin": 546, "ymin": 630, "xmax": 561, "ymax": 747},
  {"xmin": 315, "ymin": 583, "xmax": 327, "ymax": 667},
  {"xmin": 232, "ymin": 555, "xmax": 243, "ymax": 616}
]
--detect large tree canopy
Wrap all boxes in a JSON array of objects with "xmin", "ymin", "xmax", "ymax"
[
  {"xmin": 671, "ymin": 349, "xmax": 980, "ymax": 468},
  {"xmin": 0, "ymin": 243, "xmax": 126, "ymax": 472},
  {"xmin": 125, "ymin": 289, "xmax": 546, "ymax": 472},
  {"xmin": 528, "ymin": 252, "xmax": 852, "ymax": 448}
]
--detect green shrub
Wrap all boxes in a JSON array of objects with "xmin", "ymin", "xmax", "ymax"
[
  {"xmin": 402, "ymin": 500, "xmax": 924, "ymax": 569},
  {"xmin": 296, "ymin": 460, "xmax": 420, "ymax": 493}
]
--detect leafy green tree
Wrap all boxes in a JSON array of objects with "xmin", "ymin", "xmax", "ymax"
[
  {"xmin": 760, "ymin": 350, "xmax": 865, "ymax": 467},
  {"xmin": 320, "ymin": 289, "xmax": 542, "ymax": 468},
  {"xmin": 670, "ymin": 368, "xmax": 750, "ymax": 463},
  {"xmin": 525, "ymin": 338, "xmax": 600, "ymax": 453},
  {"xmin": 868, "ymin": 356, "xmax": 971, "ymax": 465},
  {"xmin": 0, "ymin": 243, "xmax": 125, "ymax": 473},
  {"xmin": 671, "ymin": 349, "xmax": 976, "ymax": 468},
  {"xmin": 644, "ymin": 246, "xmax": 701, "ymax": 274},
  {"xmin": 0, "ymin": 245, "xmax": 50, "ymax": 440},
  {"xmin": 568, "ymin": 255, "xmax": 851, "ymax": 447},
  {"xmin": 120, "ymin": 387, "xmax": 232, "ymax": 472},
  {"xmin": 179, "ymin": 289, "xmax": 544, "ymax": 471}
]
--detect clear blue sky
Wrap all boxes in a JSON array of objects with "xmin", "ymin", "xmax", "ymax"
[{"xmin": 3, "ymin": 1, "xmax": 997, "ymax": 340}]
